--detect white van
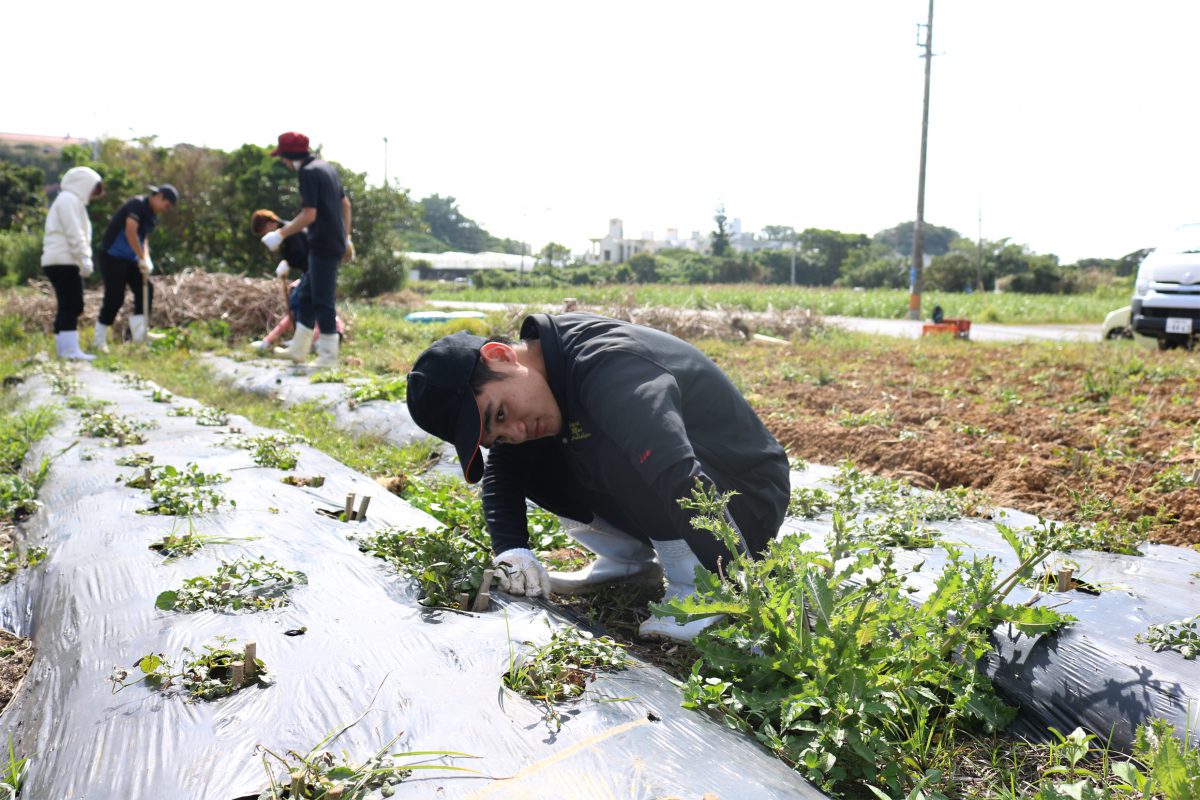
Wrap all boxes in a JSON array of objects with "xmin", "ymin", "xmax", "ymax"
[{"xmin": 1131, "ymin": 223, "xmax": 1200, "ymax": 349}]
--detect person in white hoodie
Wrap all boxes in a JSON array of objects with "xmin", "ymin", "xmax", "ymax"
[{"xmin": 41, "ymin": 167, "xmax": 104, "ymax": 360}]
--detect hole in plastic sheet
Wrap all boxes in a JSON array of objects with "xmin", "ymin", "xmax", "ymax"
[{"xmin": 315, "ymin": 507, "xmax": 349, "ymax": 522}]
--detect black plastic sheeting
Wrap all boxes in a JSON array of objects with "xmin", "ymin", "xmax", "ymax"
[
  {"xmin": 204, "ymin": 355, "xmax": 1200, "ymax": 751},
  {"xmin": 1, "ymin": 368, "xmax": 827, "ymax": 800}
]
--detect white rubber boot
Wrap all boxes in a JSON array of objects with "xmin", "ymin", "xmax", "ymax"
[
  {"xmin": 312, "ymin": 330, "xmax": 339, "ymax": 368},
  {"xmin": 56, "ymin": 331, "xmax": 95, "ymax": 361},
  {"xmin": 129, "ymin": 314, "xmax": 148, "ymax": 344},
  {"xmin": 638, "ymin": 538, "xmax": 725, "ymax": 642},
  {"xmin": 247, "ymin": 339, "xmax": 270, "ymax": 353},
  {"xmin": 92, "ymin": 323, "xmax": 110, "ymax": 354},
  {"xmin": 546, "ymin": 517, "xmax": 661, "ymax": 595},
  {"xmin": 275, "ymin": 323, "xmax": 315, "ymax": 363}
]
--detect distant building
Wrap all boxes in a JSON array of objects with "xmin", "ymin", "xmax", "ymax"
[
  {"xmin": 587, "ymin": 218, "xmax": 711, "ymax": 264},
  {"xmin": 405, "ymin": 251, "xmax": 530, "ymax": 282},
  {"xmin": 0, "ymin": 132, "xmax": 94, "ymax": 188}
]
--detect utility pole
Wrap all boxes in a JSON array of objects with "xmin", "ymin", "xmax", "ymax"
[
  {"xmin": 383, "ymin": 137, "xmax": 389, "ymax": 187},
  {"xmin": 907, "ymin": 0, "xmax": 935, "ymax": 320},
  {"xmin": 976, "ymin": 202, "xmax": 984, "ymax": 292},
  {"xmin": 790, "ymin": 231, "xmax": 797, "ymax": 286}
]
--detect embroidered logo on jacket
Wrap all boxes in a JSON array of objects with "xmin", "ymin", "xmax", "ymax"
[
  {"xmin": 639, "ymin": 449, "xmax": 652, "ymax": 464},
  {"xmin": 568, "ymin": 421, "xmax": 591, "ymax": 442}
]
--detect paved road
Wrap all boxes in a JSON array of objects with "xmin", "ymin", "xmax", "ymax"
[
  {"xmin": 824, "ymin": 316, "xmax": 1102, "ymax": 343},
  {"xmin": 426, "ymin": 300, "xmax": 1103, "ymax": 343}
]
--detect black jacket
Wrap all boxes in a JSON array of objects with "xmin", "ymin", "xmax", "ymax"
[{"xmin": 481, "ymin": 313, "xmax": 789, "ymax": 567}]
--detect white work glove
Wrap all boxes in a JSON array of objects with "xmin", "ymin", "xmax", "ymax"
[
  {"xmin": 138, "ymin": 255, "xmax": 154, "ymax": 275},
  {"xmin": 275, "ymin": 260, "xmax": 290, "ymax": 279},
  {"xmin": 80, "ymin": 256, "xmax": 94, "ymax": 279},
  {"xmin": 261, "ymin": 230, "xmax": 283, "ymax": 252},
  {"xmin": 342, "ymin": 237, "xmax": 355, "ymax": 263},
  {"xmin": 494, "ymin": 548, "xmax": 550, "ymax": 598}
]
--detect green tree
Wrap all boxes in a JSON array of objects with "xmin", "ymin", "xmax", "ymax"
[
  {"xmin": 797, "ymin": 228, "xmax": 870, "ymax": 285},
  {"xmin": 420, "ymin": 194, "xmax": 490, "ymax": 252},
  {"xmin": 838, "ymin": 242, "xmax": 907, "ymax": 289},
  {"xmin": 0, "ymin": 161, "xmax": 46, "ymax": 230},
  {"xmin": 711, "ymin": 205, "xmax": 731, "ymax": 257},
  {"xmin": 874, "ymin": 221, "xmax": 960, "ymax": 257},
  {"xmin": 761, "ymin": 225, "xmax": 796, "ymax": 243},
  {"xmin": 627, "ymin": 252, "xmax": 660, "ymax": 282},
  {"xmin": 537, "ymin": 242, "xmax": 571, "ymax": 268}
]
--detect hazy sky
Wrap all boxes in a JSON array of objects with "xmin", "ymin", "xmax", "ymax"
[{"xmin": 7, "ymin": 1, "xmax": 1197, "ymax": 262}]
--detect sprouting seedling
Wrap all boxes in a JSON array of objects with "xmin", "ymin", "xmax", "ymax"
[
  {"xmin": 78, "ymin": 408, "xmax": 152, "ymax": 445},
  {"xmin": 148, "ymin": 517, "xmax": 258, "ymax": 562},
  {"xmin": 147, "ymin": 388, "xmax": 173, "ymax": 403},
  {"xmin": 502, "ymin": 621, "xmax": 629, "ymax": 732},
  {"xmin": 1136, "ymin": 614, "xmax": 1200, "ymax": 659},
  {"xmin": 222, "ymin": 433, "xmax": 303, "ymax": 470},
  {"xmin": 155, "ymin": 557, "xmax": 306, "ymax": 613},
  {"xmin": 109, "ymin": 636, "xmax": 271, "ymax": 700},
  {"xmin": 129, "ymin": 463, "xmax": 232, "ymax": 516},
  {"xmin": 253, "ymin": 675, "xmax": 479, "ymax": 798},
  {"xmin": 0, "ymin": 547, "xmax": 47, "ymax": 584}
]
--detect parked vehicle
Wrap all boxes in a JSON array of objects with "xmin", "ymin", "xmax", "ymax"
[
  {"xmin": 1131, "ymin": 223, "xmax": 1200, "ymax": 350},
  {"xmin": 1102, "ymin": 306, "xmax": 1155, "ymax": 346}
]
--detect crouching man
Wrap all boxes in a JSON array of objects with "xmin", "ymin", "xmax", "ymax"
[{"xmin": 406, "ymin": 313, "xmax": 789, "ymax": 642}]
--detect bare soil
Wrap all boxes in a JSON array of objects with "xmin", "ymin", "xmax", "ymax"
[{"xmin": 732, "ymin": 338, "xmax": 1200, "ymax": 548}]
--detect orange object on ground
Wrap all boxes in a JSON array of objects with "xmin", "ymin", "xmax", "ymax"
[{"xmin": 921, "ymin": 318, "xmax": 971, "ymax": 339}]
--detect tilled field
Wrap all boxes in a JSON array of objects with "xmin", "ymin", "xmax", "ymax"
[{"xmin": 710, "ymin": 334, "xmax": 1200, "ymax": 548}]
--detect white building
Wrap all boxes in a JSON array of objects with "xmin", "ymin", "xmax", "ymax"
[
  {"xmin": 405, "ymin": 251, "xmax": 530, "ymax": 282},
  {"xmin": 586, "ymin": 218, "xmax": 711, "ymax": 264}
]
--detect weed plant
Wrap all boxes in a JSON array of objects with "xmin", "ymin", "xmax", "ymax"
[
  {"xmin": 504, "ymin": 625, "xmax": 628, "ymax": 703},
  {"xmin": 63, "ymin": 395, "xmax": 109, "ymax": 412},
  {"xmin": 0, "ymin": 546, "xmax": 47, "ymax": 583},
  {"xmin": 148, "ymin": 518, "xmax": 257, "ymax": 561},
  {"xmin": 347, "ymin": 374, "xmax": 406, "ymax": 405},
  {"xmin": 41, "ymin": 362, "xmax": 80, "ymax": 395},
  {"xmin": 1136, "ymin": 614, "xmax": 1200, "ymax": 659},
  {"xmin": 0, "ymin": 459, "xmax": 48, "ymax": 521},
  {"xmin": 155, "ymin": 557, "xmax": 307, "ymax": 612},
  {"xmin": 193, "ymin": 406, "xmax": 231, "ymax": 426},
  {"xmin": 655, "ymin": 483, "xmax": 1076, "ymax": 797},
  {"xmin": 110, "ymin": 636, "xmax": 271, "ymax": 700},
  {"xmin": 114, "ymin": 451, "xmax": 154, "ymax": 467},
  {"xmin": 254, "ymin": 730, "xmax": 475, "ymax": 800},
  {"xmin": 308, "ymin": 368, "xmax": 360, "ymax": 384},
  {"xmin": 0, "ymin": 735, "xmax": 26, "ymax": 799},
  {"xmin": 148, "ymin": 388, "xmax": 173, "ymax": 403},
  {"xmin": 0, "ymin": 406, "xmax": 57, "ymax": 474},
  {"xmin": 78, "ymin": 408, "xmax": 151, "ymax": 445},
  {"xmin": 129, "ymin": 463, "xmax": 231, "ymax": 516},
  {"xmin": 222, "ymin": 433, "xmax": 302, "ymax": 470},
  {"xmin": 358, "ymin": 524, "xmax": 493, "ymax": 608}
]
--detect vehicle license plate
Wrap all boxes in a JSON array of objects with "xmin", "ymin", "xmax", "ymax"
[{"xmin": 1165, "ymin": 317, "xmax": 1193, "ymax": 334}]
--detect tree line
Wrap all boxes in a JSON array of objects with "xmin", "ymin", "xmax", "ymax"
[
  {"xmin": 1, "ymin": 139, "xmax": 1145, "ymax": 297},
  {"xmin": 498, "ymin": 220, "xmax": 1144, "ymax": 295}
]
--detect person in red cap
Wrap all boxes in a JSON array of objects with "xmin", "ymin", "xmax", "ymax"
[{"xmin": 260, "ymin": 132, "xmax": 352, "ymax": 368}]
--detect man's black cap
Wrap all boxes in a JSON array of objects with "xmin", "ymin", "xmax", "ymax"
[
  {"xmin": 406, "ymin": 331, "xmax": 487, "ymax": 483},
  {"xmin": 149, "ymin": 184, "xmax": 180, "ymax": 205}
]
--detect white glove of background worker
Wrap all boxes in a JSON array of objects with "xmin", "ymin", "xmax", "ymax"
[
  {"xmin": 261, "ymin": 230, "xmax": 283, "ymax": 252},
  {"xmin": 80, "ymin": 256, "xmax": 93, "ymax": 279},
  {"xmin": 275, "ymin": 260, "xmax": 290, "ymax": 279},
  {"xmin": 342, "ymin": 237, "xmax": 355, "ymax": 263},
  {"xmin": 138, "ymin": 255, "xmax": 154, "ymax": 275},
  {"xmin": 494, "ymin": 548, "xmax": 550, "ymax": 598}
]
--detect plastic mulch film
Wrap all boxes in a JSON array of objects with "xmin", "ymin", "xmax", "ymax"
[
  {"xmin": 0, "ymin": 368, "xmax": 826, "ymax": 800},
  {"xmin": 203, "ymin": 354, "xmax": 427, "ymax": 450},
  {"xmin": 207, "ymin": 359, "xmax": 1200, "ymax": 749}
]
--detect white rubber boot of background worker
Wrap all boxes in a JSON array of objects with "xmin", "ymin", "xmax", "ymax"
[
  {"xmin": 55, "ymin": 331, "xmax": 95, "ymax": 361},
  {"xmin": 547, "ymin": 517, "xmax": 662, "ymax": 595},
  {"xmin": 92, "ymin": 323, "xmax": 110, "ymax": 354},
  {"xmin": 312, "ymin": 331, "xmax": 339, "ymax": 368},
  {"xmin": 638, "ymin": 538, "xmax": 725, "ymax": 642},
  {"xmin": 129, "ymin": 314, "xmax": 148, "ymax": 344},
  {"xmin": 276, "ymin": 323, "xmax": 316, "ymax": 363}
]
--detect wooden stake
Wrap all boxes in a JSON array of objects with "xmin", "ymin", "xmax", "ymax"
[
  {"xmin": 243, "ymin": 642, "xmax": 257, "ymax": 682},
  {"xmin": 290, "ymin": 772, "xmax": 305, "ymax": 797},
  {"xmin": 456, "ymin": 592, "xmax": 470, "ymax": 611},
  {"xmin": 344, "ymin": 492, "xmax": 356, "ymax": 521},
  {"xmin": 356, "ymin": 495, "xmax": 371, "ymax": 521},
  {"xmin": 143, "ymin": 466, "xmax": 153, "ymax": 488},
  {"xmin": 1056, "ymin": 568, "xmax": 1074, "ymax": 593},
  {"xmin": 471, "ymin": 569, "xmax": 495, "ymax": 612},
  {"xmin": 231, "ymin": 660, "xmax": 245, "ymax": 687}
]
